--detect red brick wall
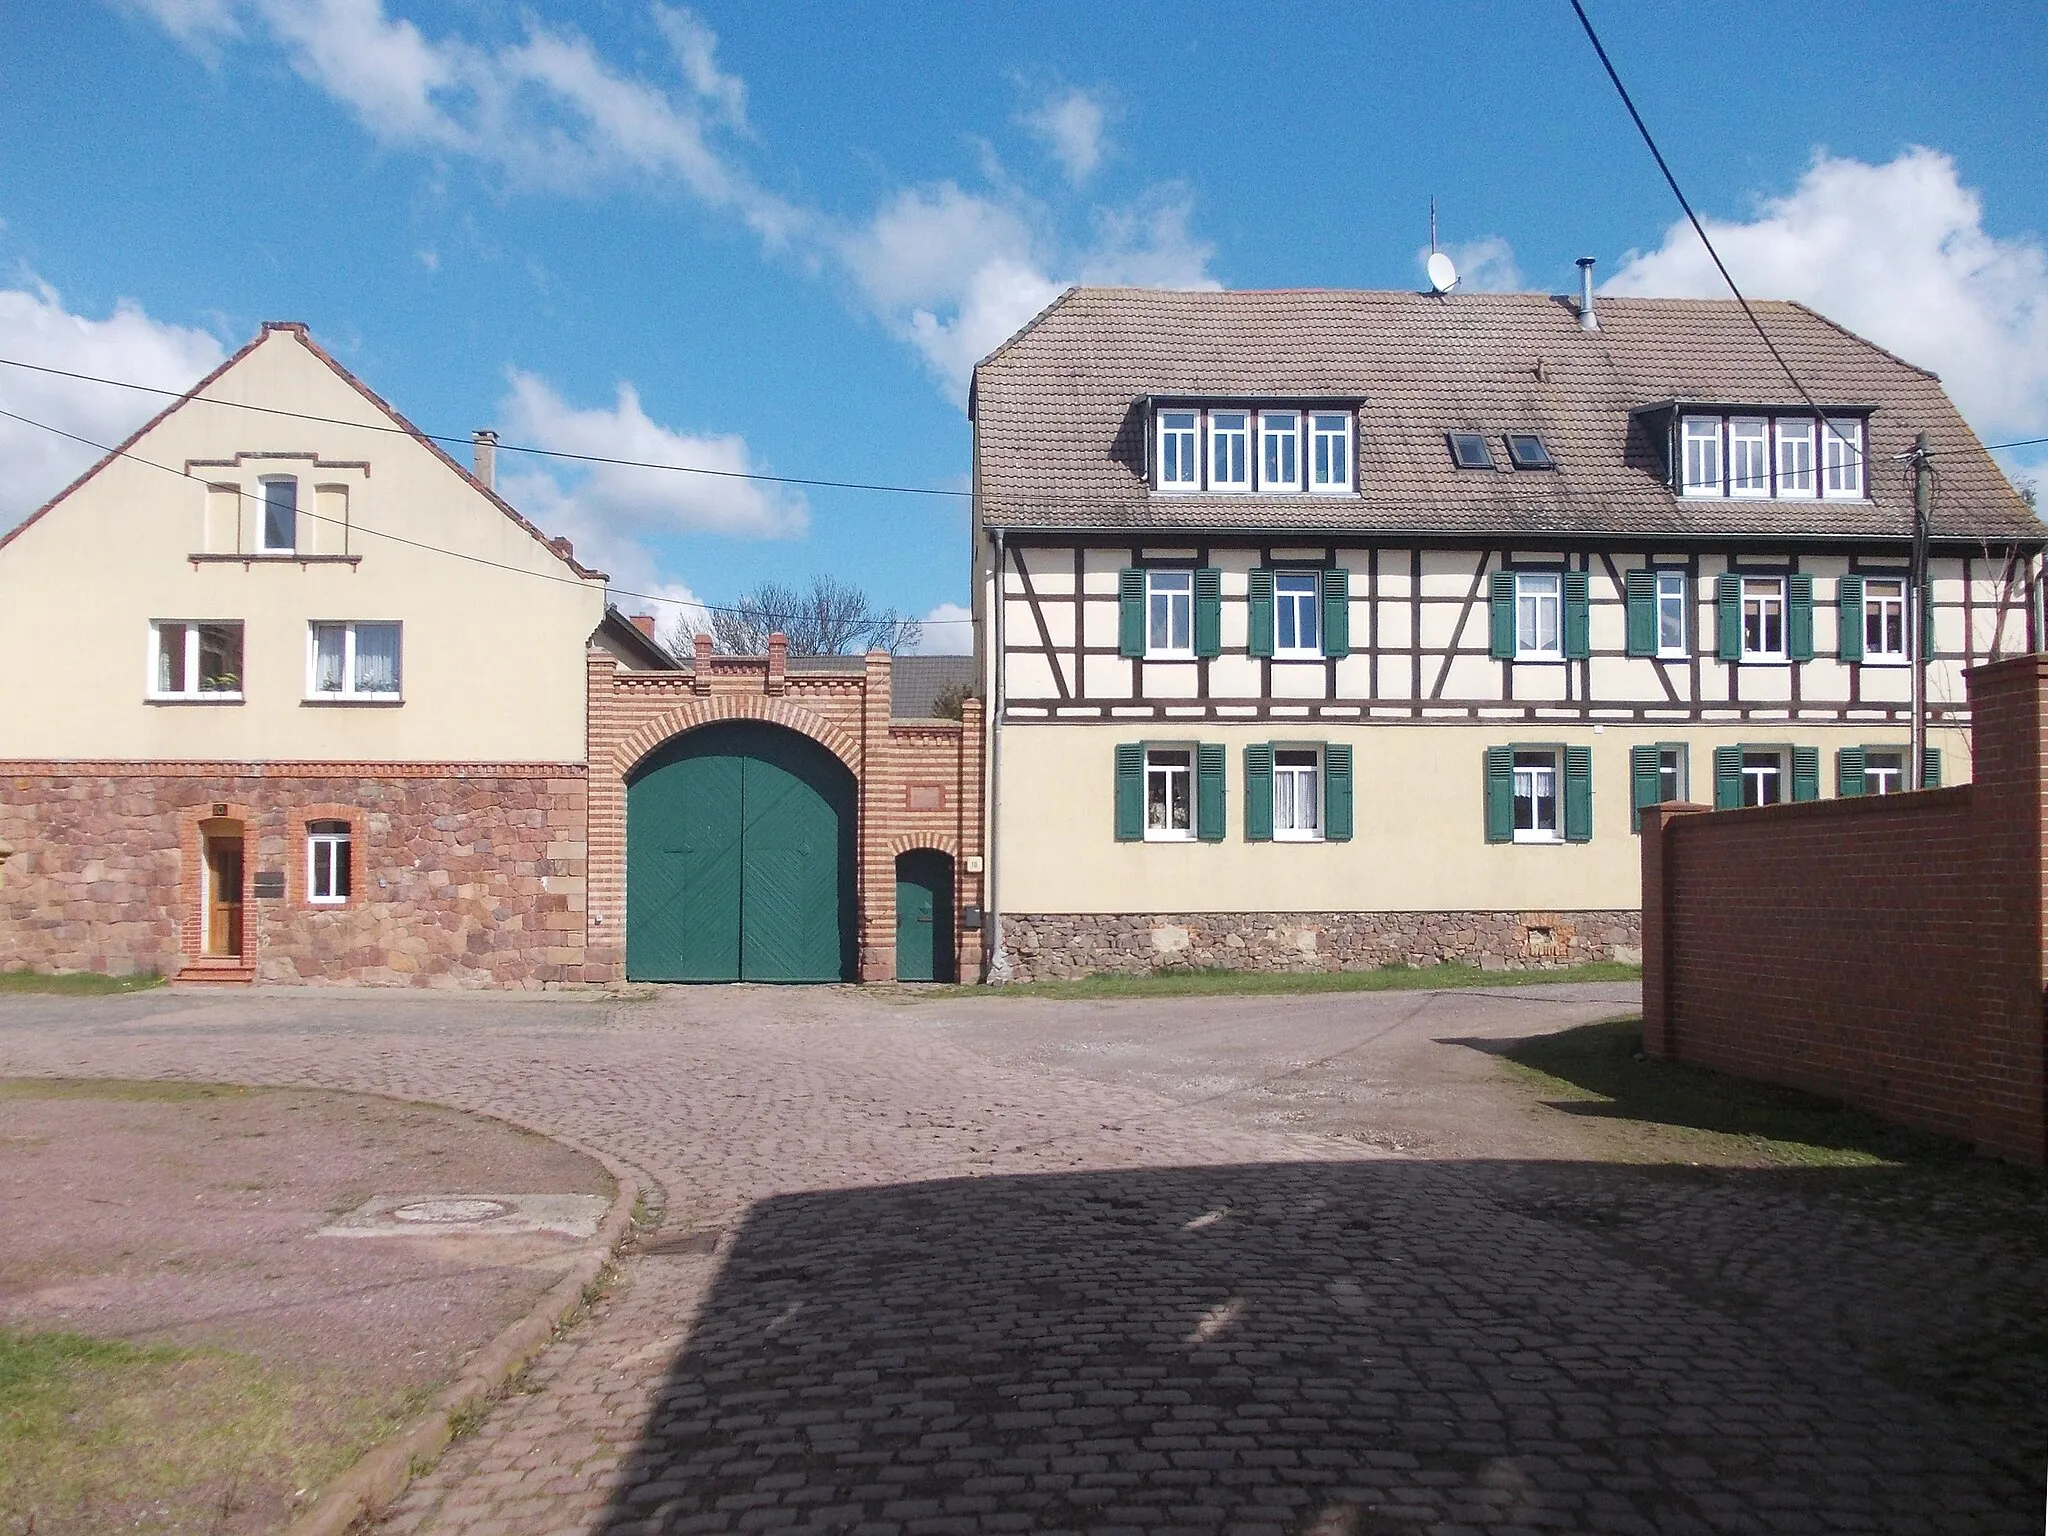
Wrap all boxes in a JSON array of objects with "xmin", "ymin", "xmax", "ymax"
[
  {"xmin": 1643, "ymin": 654, "xmax": 2048, "ymax": 1165},
  {"xmin": 0, "ymin": 763, "xmax": 589, "ymax": 987},
  {"xmin": 586, "ymin": 649, "xmax": 984, "ymax": 983}
]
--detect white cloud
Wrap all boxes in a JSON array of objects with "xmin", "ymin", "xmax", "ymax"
[
  {"xmin": 0, "ymin": 277, "xmax": 226, "ymax": 530},
  {"xmin": 1022, "ymin": 87, "xmax": 1109, "ymax": 185},
  {"xmin": 1415, "ymin": 236, "xmax": 1526, "ymax": 294},
  {"xmin": 841, "ymin": 181, "xmax": 1217, "ymax": 396},
  {"xmin": 1604, "ymin": 148, "xmax": 2048, "ymax": 448},
  {"xmin": 137, "ymin": 0, "xmax": 804, "ymax": 242},
  {"xmin": 908, "ymin": 601, "xmax": 974, "ymax": 655}
]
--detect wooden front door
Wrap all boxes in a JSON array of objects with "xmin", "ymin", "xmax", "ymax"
[{"xmin": 201, "ymin": 823, "xmax": 244, "ymax": 958}]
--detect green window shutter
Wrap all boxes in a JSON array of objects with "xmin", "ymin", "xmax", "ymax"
[
  {"xmin": 1716, "ymin": 573, "xmax": 1743, "ymax": 661},
  {"xmin": 1624, "ymin": 569, "xmax": 1657, "ymax": 657},
  {"xmin": 1483, "ymin": 745, "xmax": 1515, "ymax": 843},
  {"xmin": 1488, "ymin": 569, "xmax": 1516, "ymax": 660},
  {"xmin": 1920, "ymin": 580, "xmax": 1935, "ymax": 660},
  {"xmin": 1195, "ymin": 742, "xmax": 1226, "ymax": 841},
  {"xmin": 1836, "ymin": 746, "xmax": 1867, "ymax": 798},
  {"xmin": 1118, "ymin": 568, "xmax": 1145, "ymax": 658},
  {"xmin": 1114, "ymin": 743, "xmax": 1145, "ymax": 840},
  {"xmin": 1712, "ymin": 745, "xmax": 1743, "ymax": 809},
  {"xmin": 1563, "ymin": 744, "xmax": 1594, "ymax": 842},
  {"xmin": 1321, "ymin": 567, "xmax": 1352, "ymax": 658},
  {"xmin": 1922, "ymin": 747, "xmax": 1942, "ymax": 789},
  {"xmin": 1836, "ymin": 575, "xmax": 1865, "ymax": 662},
  {"xmin": 1324, "ymin": 742, "xmax": 1354, "ymax": 841},
  {"xmin": 1787, "ymin": 573, "xmax": 1816, "ymax": 661},
  {"xmin": 1194, "ymin": 567, "xmax": 1223, "ymax": 658},
  {"xmin": 1563, "ymin": 571, "xmax": 1591, "ymax": 660},
  {"xmin": 1247, "ymin": 570, "xmax": 1275, "ymax": 658},
  {"xmin": 1630, "ymin": 743, "xmax": 1662, "ymax": 832},
  {"xmin": 1243, "ymin": 743, "xmax": 1274, "ymax": 840},
  {"xmin": 1791, "ymin": 745, "xmax": 1820, "ymax": 802}
]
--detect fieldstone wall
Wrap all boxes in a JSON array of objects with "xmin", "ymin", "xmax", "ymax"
[
  {"xmin": 997, "ymin": 909, "xmax": 1641, "ymax": 981},
  {"xmin": 0, "ymin": 764, "xmax": 591, "ymax": 987}
]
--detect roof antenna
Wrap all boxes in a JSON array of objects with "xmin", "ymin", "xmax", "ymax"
[{"xmin": 1425, "ymin": 199, "xmax": 1458, "ymax": 293}]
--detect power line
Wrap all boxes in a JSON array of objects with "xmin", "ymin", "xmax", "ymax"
[
  {"xmin": 0, "ymin": 405, "xmax": 970, "ymax": 632},
  {"xmin": 1567, "ymin": 0, "xmax": 1861, "ymax": 463},
  {"xmin": 0, "ymin": 353, "xmax": 970, "ymax": 501}
]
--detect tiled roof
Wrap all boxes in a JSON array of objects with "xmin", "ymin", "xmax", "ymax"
[
  {"xmin": 890, "ymin": 655, "xmax": 977, "ymax": 718},
  {"xmin": 970, "ymin": 287, "xmax": 2044, "ymax": 544}
]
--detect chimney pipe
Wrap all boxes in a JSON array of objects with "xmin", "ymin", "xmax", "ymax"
[
  {"xmin": 472, "ymin": 429, "xmax": 498, "ymax": 490},
  {"xmin": 1576, "ymin": 258, "xmax": 1599, "ymax": 332}
]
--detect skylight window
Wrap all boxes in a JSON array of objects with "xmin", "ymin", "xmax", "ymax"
[
  {"xmin": 1505, "ymin": 434, "xmax": 1553, "ymax": 470},
  {"xmin": 1448, "ymin": 433, "xmax": 1495, "ymax": 470}
]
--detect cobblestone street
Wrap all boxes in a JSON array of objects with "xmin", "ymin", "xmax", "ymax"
[{"xmin": 1, "ymin": 982, "xmax": 2042, "ymax": 1535}]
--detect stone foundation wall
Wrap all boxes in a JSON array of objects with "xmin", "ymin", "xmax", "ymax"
[
  {"xmin": 997, "ymin": 909, "xmax": 1642, "ymax": 981},
  {"xmin": 0, "ymin": 764, "xmax": 592, "ymax": 987}
]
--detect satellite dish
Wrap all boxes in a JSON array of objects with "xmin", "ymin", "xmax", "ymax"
[{"xmin": 1427, "ymin": 250, "xmax": 1459, "ymax": 293}]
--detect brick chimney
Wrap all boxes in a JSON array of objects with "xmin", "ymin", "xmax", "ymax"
[
  {"xmin": 629, "ymin": 613, "xmax": 657, "ymax": 641},
  {"xmin": 472, "ymin": 429, "xmax": 498, "ymax": 489}
]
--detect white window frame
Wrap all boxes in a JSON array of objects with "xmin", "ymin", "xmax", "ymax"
[
  {"xmin": 1515, "ymin": 571, "xmax": 1563, "ymax": 661},
  {"xmin": 306, "ymin": 621, "xmax": 404, "ymax": 701},
  {"xmin": 1657, "ymin": 745, "xmax": 1688, "ymax": 806},
  {"xmin": 1775, "ymin": 418, "xmax": 1817, "ymax": 498},
  {"xmin": 1145, "ymin": 570, "xmax": 1194, "ymax": 659},
  {"xmin": 1272, "ymin": 745, "xmax": 1323, "ymax": 842},
  {"xmin": 1207, "ymin": 410, "xmax": 1251, "ymax": 492},
  {"xmin": 1741, "ymin": 748, "xmax": 1786, "ymax": 808},
  {"xmin": 1143, "ymin": 746, "xmax": 1195, "ymax": 842},
  {"xmin": 1274, "ymin": 572, "xmax": 1321, "ymax": 658},
  {"xmin": 1863, "ymin": 577, "xmax": 1908, "ymax": 664},
  {"xmin": 1655, "ymin": 570, "xmax": 1689, "ymax": 657},
  {"xmin": 1308, "ymin": 412, "xmax": 1353, "ymax": 493},
  {"xmin": 1681, "ymin": 416, "xmax": 1723, "ymax": 496},
  {"xmin": 147, "ymin": 620, "xmax": 244, "ymax": 702},
  {"xmin": 257, "ymin": 475, "xmax": 299, "ymax": 554},
  {"xmin": 1864, "ymin": 750, "xmax": 1906, "ymax": 797},
  {"xmin": 1728, "ymin": 417, "xmax": 1770, "ymax": 497},
  {"xmin": 307, "ymin": 820, "xmax": 352, "ymax": 905},
  {"xmin": 1741, "ymin": 576, "xmax": 1787, "ymax": 661},
  {"xmin": 1512, "ymin": 748, "xmax": 1562, "ymax": 844},
  {"xmin": 1822, "ymin": 417, "xmax": 1865, "ymax": 498},
  {"xmin": 1257, "ymin": 410, "xmax": 1301, "ymax": 494},
  {"xmin": 1156, "ymin": 410, "xmax": 1200, "ymax": 490}
]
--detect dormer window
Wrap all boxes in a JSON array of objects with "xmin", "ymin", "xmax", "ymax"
[
  {"xmin": 1150, "ymin": 402, "xmax": 1356, "ymax": 494},
  {"xmin": 1448, "ymin": 433, "xmax": 1495, "ymax": 470},
  {"xmin": 1505, "ymin": 434, "xmax": 1553, "ymax": 470},
  {"xmin": 1678, "ymin": 412, "xmax": 1865, "ymax": 499}
]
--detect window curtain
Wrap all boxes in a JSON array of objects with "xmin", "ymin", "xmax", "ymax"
[
  {"xmin": 313, "ymin": 626, "xmax": 347, "ymax": 691},
  {"xmin": 354, "ymin": 625, "xmax": 400, "ymax": 692}
]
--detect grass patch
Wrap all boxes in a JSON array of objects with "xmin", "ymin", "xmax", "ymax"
[
  {"xmin": 0, "ymin": 1077, "xmax": 250, "ymax": 1104},
  {"xmin": 1497, "ymin": 1018, "xmax": 1974, "ymax": 1169},
  {"xmin": 0, "ymin": 969, "xmax": 163, "ymax": 996},
  {"xmin": 906, "ymin": 959, "xmax": 1641, "ymax": 1002}
]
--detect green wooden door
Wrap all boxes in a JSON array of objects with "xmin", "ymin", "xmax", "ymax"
[
  {"xmin": 893, "ymin": 849, "xmax": 954, "ymax": 983},
  {"xmin": 626, "ymin": 722, "xmax": 856, "ymax": 983}
]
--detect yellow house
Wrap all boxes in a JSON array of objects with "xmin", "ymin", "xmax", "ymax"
[{"xmin": 0, "ymin": 322, "xmax": 622, "ymax": 984}]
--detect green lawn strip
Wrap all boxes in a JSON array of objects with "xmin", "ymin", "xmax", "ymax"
[
  {"xmin": 1, "ymin": 1326, "xmax": 429, "ymax": 1534},
  {"xmin": 902, "ymin": 959, "xmax": 1641, "ymax": 1002},
  {"xmin": 1497, "ymin": 1018, "xmax": 1978, "ymax": 1169},
  {"xmin": 0, "ymin": 1077, "xmax": 250, "ymax": 1104},
  {"xmin": 0, "ymin": 969, "xmax": 163, "ymax": 996}
]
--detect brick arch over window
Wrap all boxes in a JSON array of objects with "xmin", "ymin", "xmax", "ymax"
[
  {"xmin": 885, "ymin": 832, "xmax": 960, "ymax": 859},
  {"xmin": 287, "ymin": 802, "xmax": 362, "ymax": 908},
  {"xmin": 613, "ymin": 696, "xmax": 862, "ymax": 780}
]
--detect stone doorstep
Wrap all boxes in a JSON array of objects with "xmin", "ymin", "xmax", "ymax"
[{"xmin": 176, "ymin": 959, "xmax": 257, "ymax": 985}]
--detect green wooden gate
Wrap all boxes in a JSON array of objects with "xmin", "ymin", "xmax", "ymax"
[
  {"xmin": 626, "ymin": 722, "xmax": 857, "ymax": 982},
  {"xmin": 893, "ymin": 849, "xmax": 955, "ymax": 983}
]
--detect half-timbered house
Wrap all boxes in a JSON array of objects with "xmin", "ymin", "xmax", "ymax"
[{"xmin": 968, "ymin": 283, "xmax": 2046, "ymax": 979}]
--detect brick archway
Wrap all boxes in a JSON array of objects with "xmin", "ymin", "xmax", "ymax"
[
  {"xmin": 613, "ymin": 696, "xmax": 861, "ymax": 780},
  {"xmin": 885, "ymin": 832, "xmax": 960, "ymax": 858}
]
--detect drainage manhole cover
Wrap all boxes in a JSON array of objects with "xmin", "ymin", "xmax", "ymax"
[{"xmin": 393, "ymin": 1198, "xmax": 515, "ymax": 1225}]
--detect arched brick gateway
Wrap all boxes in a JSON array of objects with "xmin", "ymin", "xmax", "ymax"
[{"xmin": 587, "ymin": 645, "xmax": 984, "ymax": 983}]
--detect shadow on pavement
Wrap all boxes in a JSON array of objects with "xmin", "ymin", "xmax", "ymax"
[{"xmin": 603, "ymin": 1157, "xmax": 2047, "ymax": 1534}]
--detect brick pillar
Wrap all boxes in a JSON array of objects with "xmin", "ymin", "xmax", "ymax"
[
  {"xmin": 692, "ymin": 631, "xmax": 713, "ymax": 694},
  {"xmin": 1640, "ymin": 801, "xmax": 1709, "ymax": 1060},
  {"xmin": 766, "ymin": 632, "xmax": 787, "ymax": 695},
  {"xmin": 1966, "ymin": 654, "xmax": 2048, "ymax": 1165},
  {"xmin": 583, "ymin": 648, "xmax": 626, "ymax": 982},
  {"xmin": 958, "ymin": 695, "xmax": 986, "ymax": 980},
  {"xmin": 859, "ymin": 648, "xmax": 895, "ymax": 981}
]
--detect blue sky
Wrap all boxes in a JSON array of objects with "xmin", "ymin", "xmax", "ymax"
[{"xmin": 3, "ymin": 1, "xmax": 2045, "ymax": 650}]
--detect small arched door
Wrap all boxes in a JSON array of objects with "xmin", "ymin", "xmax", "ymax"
[
  {"xmin": 894, "ymin": 849, "xmax": 955, "ymax": 983},
  {"xmin": 626, "ymin": 721, "xmax": 857, "ymax": 982}
]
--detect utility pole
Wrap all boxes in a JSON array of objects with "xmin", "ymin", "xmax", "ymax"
[{"xmin": 1910, "ymin": 432, "xmax": 1932, "ymax": 790}]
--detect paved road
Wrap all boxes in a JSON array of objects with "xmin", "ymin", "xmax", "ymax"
[{"xmin": 1, "ymin": 981, "xmax": 2042, "ymax": 1535}]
